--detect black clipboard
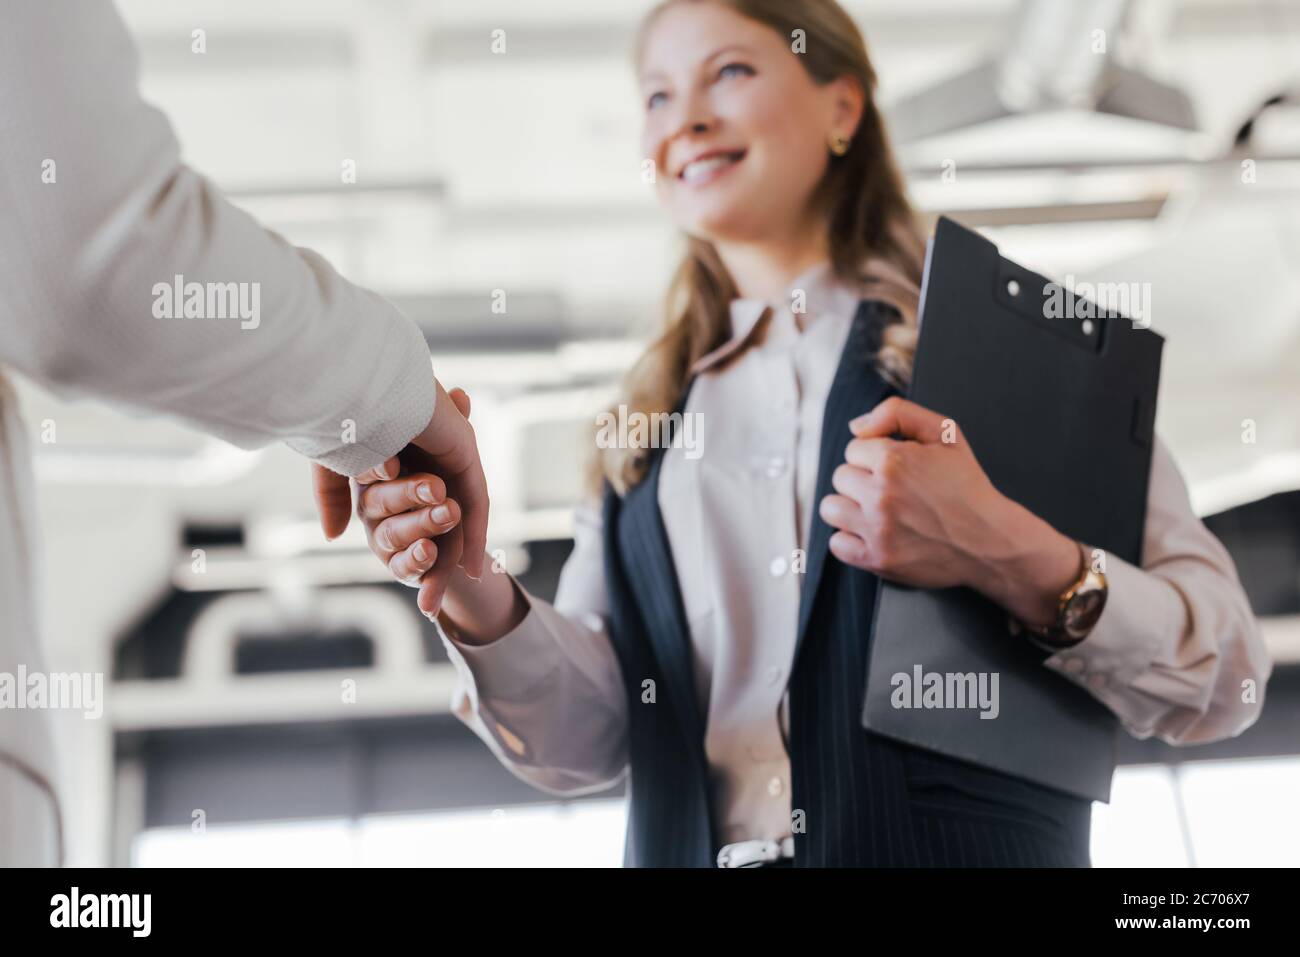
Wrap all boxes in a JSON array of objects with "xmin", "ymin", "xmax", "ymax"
[{"xmin": 861, "ymin": 216, "xmax": 1164, "ymax": 803}]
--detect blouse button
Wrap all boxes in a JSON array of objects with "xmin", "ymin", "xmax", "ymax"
[
  {"xmin": 769, "ymin": 556, "xmax": 788, "ymax": 577},
  {"xmin": 767, "ymin": 776, "xmax": 784, "ymax": 797}
]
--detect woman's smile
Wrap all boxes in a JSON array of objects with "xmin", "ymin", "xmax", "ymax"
[{"xmin": 677, "ymin": 148, "xmax": 748, "ymax": 187}]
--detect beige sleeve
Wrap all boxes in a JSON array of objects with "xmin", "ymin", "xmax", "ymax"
[
  {"xmin": 0, "ymin": 1, "xmax": 436, "ymax": 477},
  {"xmin": 437, "ymin": 501, "xmax": 629, "ymax": 794},
  {"xmin": 1043, "ymin": 438, "xmax": 1272, "ymax": 743}
]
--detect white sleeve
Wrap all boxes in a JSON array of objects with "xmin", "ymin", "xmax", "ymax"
[
  {"xmin": 0, "ymin": 0, "xmax": 435, "ymax": 477},
  {"xmin": 437, "ymin": 500, "xmax": 630, "ymax": 795},
  {"xmin": 1043, "ymin": 437, "xmax": 1273, "ymax": 743}
]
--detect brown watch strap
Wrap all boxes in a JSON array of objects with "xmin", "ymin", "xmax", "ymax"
[{"xmin": 1023, "ymin": 541, "xmax": 1101, "ymax": 650}]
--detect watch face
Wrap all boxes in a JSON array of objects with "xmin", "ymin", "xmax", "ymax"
[{"xmin": 1064, "ymin": 586, "xmax": 1107, "ymax": 637}]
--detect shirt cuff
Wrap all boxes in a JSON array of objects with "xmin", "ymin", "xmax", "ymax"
[
  {"xmin": 1041, "ymin": 552, "xmax": 1184, "ymax": 695},
  {"xmin": 435, "ymin": 581, "xmax": 562, "ymax": 702},
  {"xmin": 305, "ymin": 353, "xmax": 437, "ymax": 478}
]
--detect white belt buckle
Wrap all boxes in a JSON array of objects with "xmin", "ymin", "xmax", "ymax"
[{"xmin": 716, "ymin": 836, "xmax": 794, "ymax": 868}]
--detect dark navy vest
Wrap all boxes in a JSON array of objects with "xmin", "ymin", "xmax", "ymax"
[{"xmin": 600, "ymin": 300, "xmax": 1094, "ymax": 867}]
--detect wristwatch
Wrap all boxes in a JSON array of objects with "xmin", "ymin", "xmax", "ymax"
[{"xmin": 1023, "ymin": 541, "xmax": 1108, "ymax": 650}]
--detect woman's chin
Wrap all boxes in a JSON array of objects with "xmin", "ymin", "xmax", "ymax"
[{"xmin": 677, "ymin": 205, "xmax": 763, "ymax": 244}]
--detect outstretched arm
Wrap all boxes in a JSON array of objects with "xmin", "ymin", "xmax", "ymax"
[
  {"xmin": 1, "ymin": 1, "xmax": 487, "ymax": 574},
  {"xmin": 355, "ymin": 438, "xmax": 628, "ymax": 793}
]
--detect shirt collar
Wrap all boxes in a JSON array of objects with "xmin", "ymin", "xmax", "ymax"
[{"xmin": 691, "ymin": 259, "xmax": 865, "ymax": 375}]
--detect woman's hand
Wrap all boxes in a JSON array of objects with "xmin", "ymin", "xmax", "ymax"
[
  {"xmin": 350, "ymin": 387, "xmax": 475, "ymax": 617},
  {"xmin": 353, "ymin": 389, "xmax": 527, "ymax": 640},
  {"xmin": 357, "ymin": 465, "xmax": 528, "ymax": 639},
  {"xmin": 356, "ymin": 469, "xmax": 463, "ymax": 588},
  {"xmin": 818, "ymin": 396, "xmax": 1082, "ymax": 628},
  {"xmin": 312, "ymin": 382, "xmax": 489, "ymax": 581}
]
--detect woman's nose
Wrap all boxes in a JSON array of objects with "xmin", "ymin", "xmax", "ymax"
[{"xmin": 671, "ymin": 89, "xmax": 717, "ymax": 138}]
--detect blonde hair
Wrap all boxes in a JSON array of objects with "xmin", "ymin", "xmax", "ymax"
[{"xmin": 596, "ymin": 0, "xmax": 925, "ymax": 495}]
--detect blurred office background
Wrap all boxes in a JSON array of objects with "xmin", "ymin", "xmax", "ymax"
[{"xmin": 17, "ymin": 0, "xmax": 1300, "ymax": 866}]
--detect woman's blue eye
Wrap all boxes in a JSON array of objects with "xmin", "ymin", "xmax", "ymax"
[{"xmin": 645, "ymin": 63, "xmax": 751, "ymax": 110}]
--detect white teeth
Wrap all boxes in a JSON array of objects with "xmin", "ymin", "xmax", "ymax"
[{"xmin": 681, "ymin": 153, "xmax": 740, "ymax": 183}]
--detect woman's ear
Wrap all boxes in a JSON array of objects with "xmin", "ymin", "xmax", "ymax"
[{"xmin": 827, "ymin": 75, "xmax": 867, "ymax": 136}]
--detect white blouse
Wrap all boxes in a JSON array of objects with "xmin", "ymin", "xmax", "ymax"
[{"xmin": 439, "ymin": 261, "xmax": 1272, "ymax": 848}]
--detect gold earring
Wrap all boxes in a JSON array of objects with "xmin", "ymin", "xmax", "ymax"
[{"xmin": 829, "ymin": 133, "xmax": 851, "ymax": 156}]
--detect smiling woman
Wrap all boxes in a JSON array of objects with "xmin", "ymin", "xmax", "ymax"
[
  {"xmin": 613, "ymin": 0, "xmax": 925, "ymax": 494},
  {"xmin": 354, "ymin": 0, "xmax": 1268, "ymax": 870},
  {"xmin": 638, "ymin": 17, "xmax": 857, "ymax": 243}
]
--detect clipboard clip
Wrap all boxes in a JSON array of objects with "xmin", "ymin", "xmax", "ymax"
[{"xmin": 994, "ymin": 258, "xmax": 1106, "ymax": 354}]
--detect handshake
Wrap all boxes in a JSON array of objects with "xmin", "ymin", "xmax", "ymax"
[{"xmin": 311, "ymin": 379, "xmax": 488, "ymax": 619}]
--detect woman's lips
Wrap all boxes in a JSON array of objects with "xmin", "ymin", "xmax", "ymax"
[{"xmin": 678, "ymin": 150, "xmax": 746, "ymax": 186}]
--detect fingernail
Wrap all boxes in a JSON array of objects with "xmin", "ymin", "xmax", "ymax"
[
  {"xmin": 849, "ymin": 414, "xmax": 870, "ymax": 432},
  {"xmin": 413, "ymin": 541, "xmax": 428, "ymax": 563},
  {"xmin": 416, "ymin": 482, "xmax": 438, "ymax": 504},
  {"xmin": 430, "ymin": 505, "xmax": 451, "ymax": 524}
]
